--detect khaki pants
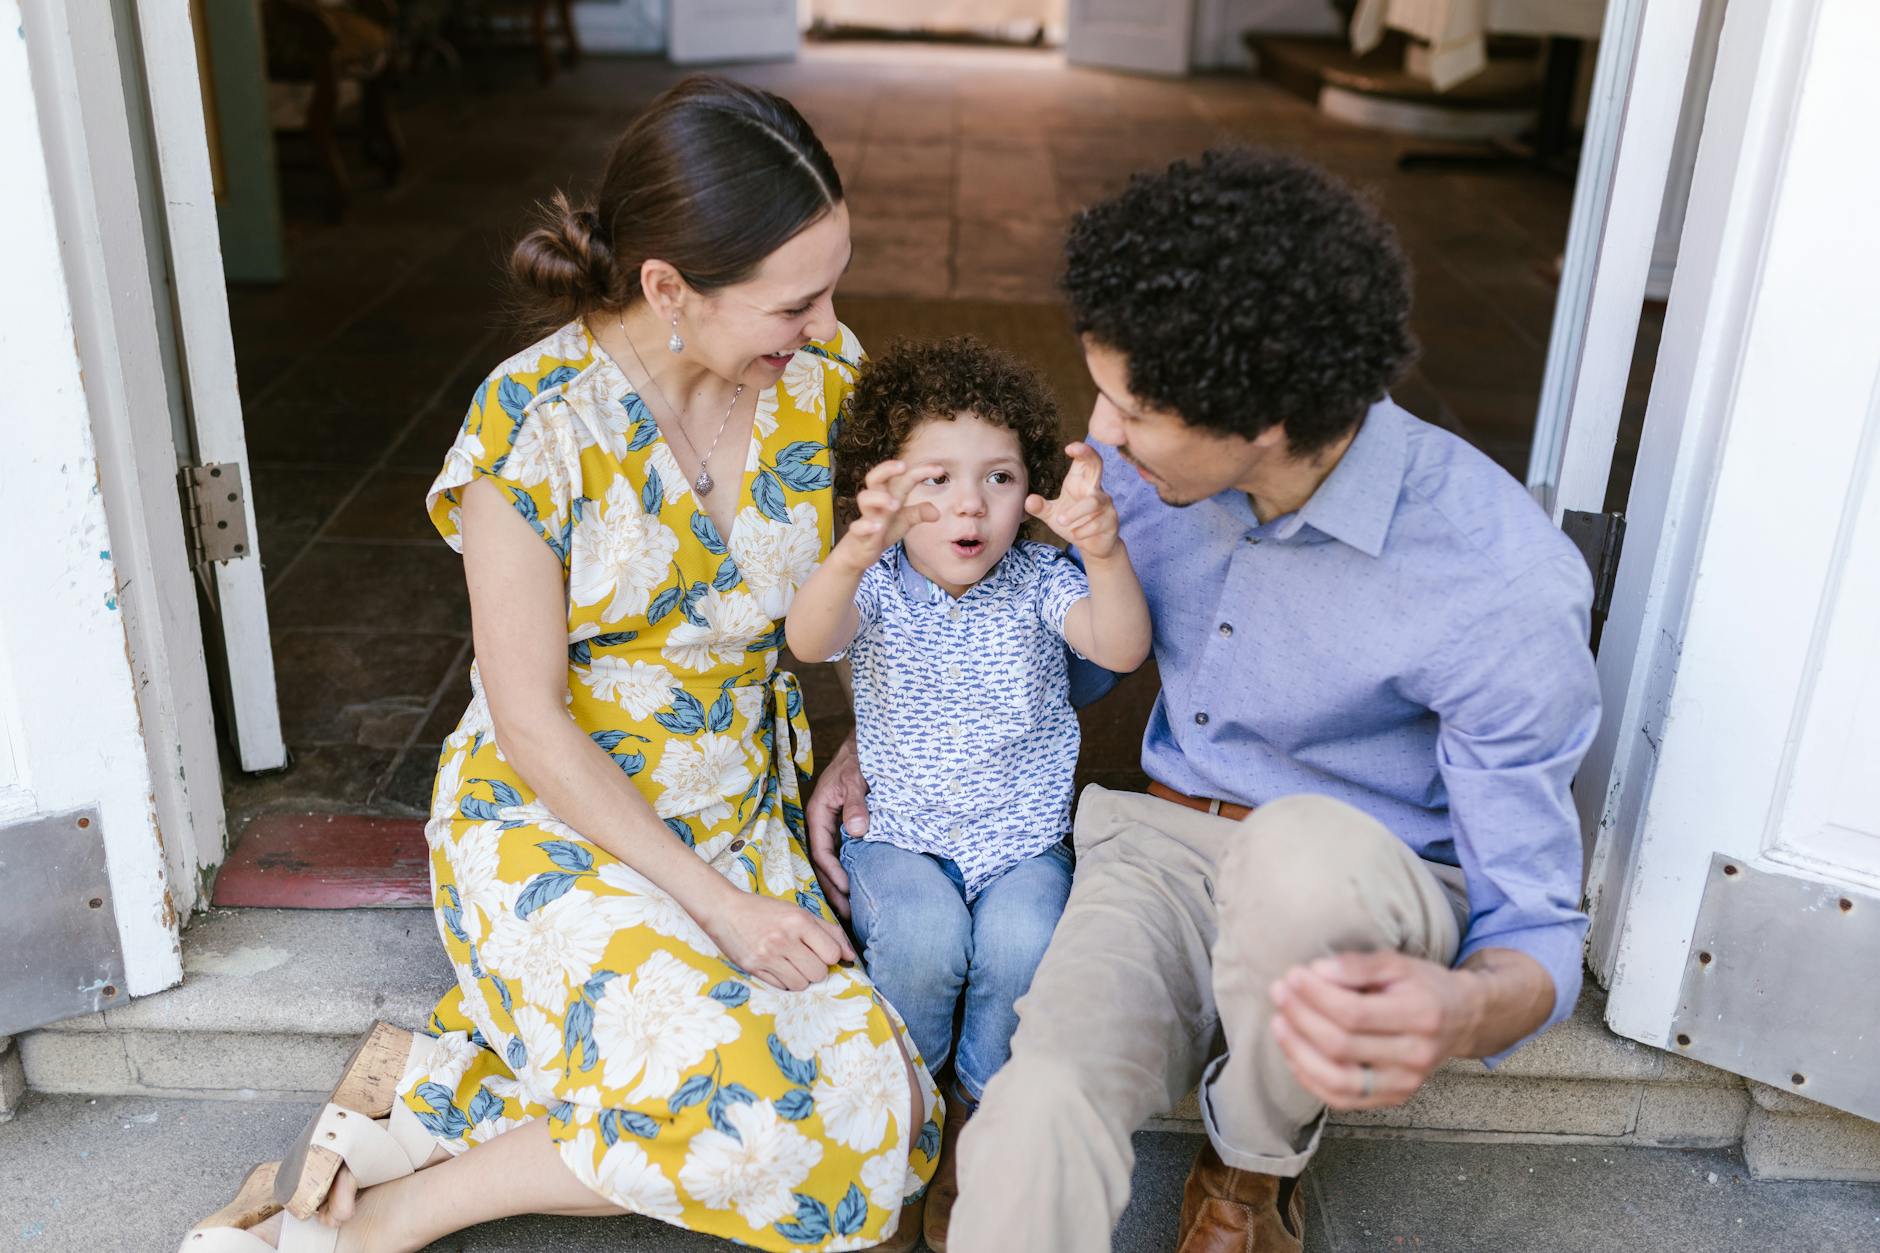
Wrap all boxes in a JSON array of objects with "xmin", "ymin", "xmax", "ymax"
[{"xmin": 949, "ymin": 786, "xmax": 1467, "ymax": 1253}]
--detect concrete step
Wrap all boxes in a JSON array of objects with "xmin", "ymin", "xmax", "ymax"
[
  {"xmin": 14, "ymin": 906, "xmax": 1755, "ymax": 1153},
  {"xmin": 5, "ymin": 1092, "xmax": 1877, "ymax": 1252}
]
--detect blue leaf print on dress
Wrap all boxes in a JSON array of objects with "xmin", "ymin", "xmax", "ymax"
[
  {"xmin": 775, "ymin": 440, "xmax": 826, "ymax": 469},
  {"xmin": 412, "ymin": 1083, "xmax": 471, "ymax": 1140},
  {"xmin": 834, "ymin": 1183, "xmax": 868, "ymax": 1236},
  {"xmin": 680, "ymin": 581, "xmax": 710, "ymax": 627},
  {"xmin": 664, "ymin": 816, "xmax": 696, "ymax": 847},
  {"xmin": 707, "ymin": 691, "xmax": 734, "ymax": 734},
  {"xmin": 667, "ymin": 1074, "xmax": 713, "ymax": 1115},
  {"xmin": 601, "ymin": 1108, "xmax": 660, "ymax": 1146},
  {"xmin": 571, "ymin": 631, "xmax": 638, "ymax": 666},
  {"xmin": 795, "ymin": 890, "xmax": 825, "ymax": 917},
  {"xmin": 468, "ymin": 1085, "xmax": 504, "ymax": 1127},
  {"xmin": 768, "ymin": 1034, "xmax": 819, "ymax": 1086},
  {"xmin": 753, "ymin": 468, "xmax": 791, "ymax": 523},
  {"xmin": 564, "ymin": 997, "xmax": 597, "ymax": 1071},
  {"xmin": 745, "ymin": 624, "xmax": 786, "ymax": 654},
  {"xmin": 440, "ymin": 884, "xmax": 468, "ymax": 942},
  {"xmin": 515, "ymin": 871, "xmax": 579, "ymax": 919},
  {"xmin": 642, "ymin": 466, "xmax": 663, "ymax": 516},
  {"xmin": 647, "ymin": 585, "xmax": 682, "ymax": 626},
  {"xmin": 497, "ymin": 376, "xmax": 533, "ymax": 422},
  {"xmin": 537, "ymin": 364, "xmax": 580, "ymax": 393},
  {"xmin": 654, "ymin": 690, "xmax": 706, "ymax": 736},
  {"xmin": 775, "ymin": 1088, "xmax": 815, "ymax": 1122},
  {"xmin": 690, "ymin": 511, "xmax": 727, "ymax": 554},
  {"xmin": 712, "ymin": 556, "xmax": 741, "ymax": 592},
  {"xmin": 708, "ymin": 1083, "xmax": 760, "ymax": 1139},
  {"xmin": 708, "ymin": 980, "xmax": 750, "ymax": 1008},
  {"xmin": 917, "ymin": 1117, "xmax": 941, "ymax": 1160},
  {"xmin": 490, "ymin": 972, "xmax": 514, "ymax": 1014},
  {"xmin": 582, "ymin": 970, "xmax": 618, "ymax": 1001},
  {"xmin": 621, "ymin": 394, "xmax": 660, "ymax": 450},
  {"xmin": 775, "ymin": 1193, "xmax": 832, "ymax": 1243},
  {"xmin": 774, "ymin": 458, "xmax": 832, "ymax": 493},
  {"xmin": 539, "ymin": 839, "xmax": 594, "ymax": 874}
]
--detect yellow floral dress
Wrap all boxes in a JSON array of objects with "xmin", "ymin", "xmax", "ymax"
[{"xmin": 402, "ymin": 320, "xmax": 941, "ymax": 1250}]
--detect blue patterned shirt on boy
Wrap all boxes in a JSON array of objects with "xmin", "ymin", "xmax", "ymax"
[{"xmin": 841, "ymin": 540, "xmax": 1090, "ymax": 900}]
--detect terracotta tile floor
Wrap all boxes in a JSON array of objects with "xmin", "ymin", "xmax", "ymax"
[{"xmin": 224, "ymin": 41, "xmax": 1649, "ymax": 823}]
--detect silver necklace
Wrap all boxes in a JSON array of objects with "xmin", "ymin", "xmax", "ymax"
[{"xmin": 620, "ymin": 315, "xmax": 744, "ymax": 497}]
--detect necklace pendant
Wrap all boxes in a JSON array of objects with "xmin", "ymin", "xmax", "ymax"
[{"xmin": 694, "ymin": 469, "xmax": 715, "ymax": 496}]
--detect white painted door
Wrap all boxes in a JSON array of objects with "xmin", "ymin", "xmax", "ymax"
[
  {"xmin": 1066, "ymin": 0, "xmax": 1194, "ymax": 76},
  {"xmin": 135, "ymin": 0, "xmax": 287, "ymax": 774},
  {"xmin": 1575, "ymin": 0, "xmax": 1880, "ymax": 1118},
  {"xmin": 668, "ymin": 0, "xmax": 800, "ymax": 64}
]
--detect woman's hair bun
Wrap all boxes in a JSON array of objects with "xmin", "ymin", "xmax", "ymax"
[{"xmin": 508, "ymin": 191, "xmax": 617, "ymax": 323}]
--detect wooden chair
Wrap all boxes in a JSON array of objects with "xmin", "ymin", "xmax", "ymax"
[{"xmin": 263, "ymin": 0, "xmax": 405, "ymax": 219}]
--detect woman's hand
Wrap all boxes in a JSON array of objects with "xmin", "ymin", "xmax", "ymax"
[
  {"xmin": 703, "ymin": 889, "xmax": 858, "ymax": 992},
  {"xmin": 833, "ymin": 459, "xmax": 943, "ymax": 571},
  {"xmin": 1027, "ymin": 443, "xmax": 1120, "ymax": 559},
  {"xmin": 805, "ymin": 733, "xmax": 869, "ymax": 919}
]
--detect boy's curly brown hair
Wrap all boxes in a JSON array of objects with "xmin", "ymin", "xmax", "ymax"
[{"xmin": 833, "ymin": 336, "xmax": 1066, "ymax": 524}]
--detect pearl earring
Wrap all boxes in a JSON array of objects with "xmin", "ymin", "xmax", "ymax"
[{"xmin": 667, "ymin": 314, "xmax": 684, "ymax": 355}]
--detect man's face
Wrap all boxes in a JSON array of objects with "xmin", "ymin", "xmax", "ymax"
[{"xmin": 1080, "ymin": 338, "xmax": 1276, "ymax": 507}]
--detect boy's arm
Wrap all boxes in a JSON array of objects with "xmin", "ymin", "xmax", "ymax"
[
  {"xmin": 1061, "ymin": 545, "xmax": 1151, "ymax": 672},
  {"xmin": 785, "ymin": 552, "xmax": 868, "ymax": 663}
]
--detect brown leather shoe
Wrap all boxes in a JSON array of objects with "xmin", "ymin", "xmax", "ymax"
[
  {"xmin": 1175, "ymin": 1140, "xmax": 1306, "ymax": 1253},
  {"xmin": 922, "ymin": 1092, "xmax": 972, "ymax": 1251}
]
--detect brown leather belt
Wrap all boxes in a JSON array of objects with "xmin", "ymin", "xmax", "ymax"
[{"xmin": 1147, "ymin": 781, "xmax": 1255, "ymax": 822}]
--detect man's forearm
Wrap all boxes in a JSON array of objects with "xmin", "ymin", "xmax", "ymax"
[{"xmin": 1451, "ymin": 948, "xmax": 1555, "ymax": 1060}]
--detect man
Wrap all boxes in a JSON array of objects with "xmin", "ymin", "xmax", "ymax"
[{"xmin": 808, "ymin": 149, "xmax": 1600, "ymax": 1252}]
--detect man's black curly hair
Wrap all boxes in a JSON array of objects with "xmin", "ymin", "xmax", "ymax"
[
  {"xmin": 833, "ymin": 336, "xmax": 1065, "ymax": 524},
  {"xmin": 1064, "ymin": 147, "xmax": 1416, "ymax": 455}
]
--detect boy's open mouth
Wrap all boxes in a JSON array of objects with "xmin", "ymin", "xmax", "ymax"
[{"xmin": 950, "ymin": 538, "xmax": 985, "ymax": 558}]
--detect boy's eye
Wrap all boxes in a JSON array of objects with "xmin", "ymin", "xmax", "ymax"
[
  {"xmin": 988, "ymin": 471, "xmax": 1015, "ymax": 485},
  {"xmin": 922, "ymin": 474, "xmax": 949, "ymax": 487}
]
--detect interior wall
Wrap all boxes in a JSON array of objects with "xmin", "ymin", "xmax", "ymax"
[{"xmin": 1194, "ymin": 0, "xmax": 1343, "ymax": 68}]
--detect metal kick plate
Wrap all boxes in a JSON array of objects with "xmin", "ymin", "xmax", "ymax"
[
  {"xmin": 1670, "ymin": 854, "xmax": 1879, "ymax": 1121},
  {"xmin": 0, "ymin": 806, "xmax": 127, "ymax": 1036}
]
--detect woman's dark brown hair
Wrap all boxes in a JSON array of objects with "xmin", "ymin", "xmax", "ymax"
[
  {"xmin": 834, "ymin": 336, "xmax": 1067, "ymax": 526},
  {"xmin": 509, "ymin": 75, "xmax": 843, "ymax": 327}
]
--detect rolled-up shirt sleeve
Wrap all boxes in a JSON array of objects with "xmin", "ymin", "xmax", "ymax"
[{"xmin": 1427, "ymin": 553, "xmax": 1601, "ymax": 1063}]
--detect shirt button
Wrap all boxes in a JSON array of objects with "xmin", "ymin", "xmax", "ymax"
[
  {"xmin": 948, "ymin": 779, "xmax": 962, "ymax": 794},
  {"xmin": 728, "ymin": 839, "xmax": 746, "ymax": 852},
  {"xmin": 948, "ymin": 724, "xmax": 962, "ymax": 738},
  {"xmin": 1244, "ymin": 535, "xmax": 1261, "ymax": 545},
  {"xmin": 1218, "ymin": 623, "xmax": 1234, "ymax": 637},
  {"xmin": 948, "ymin": 827, "xmax": 962, "ymax": 840},
  {"xmin": 946, "ymin": 664, "xmax": 962, "ymax": 681},
  {"xmin": 1194, "ymin": 711, "xmax": 1210, "ymax": 726},
  {"xmin": 948, "ymin": 607, "xmax": 961, "ymax": 621}
]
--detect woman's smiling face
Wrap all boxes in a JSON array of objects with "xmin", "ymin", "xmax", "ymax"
[{"xmin": 682, "ymin": 201, "xmax": 853, "ymax": 389}]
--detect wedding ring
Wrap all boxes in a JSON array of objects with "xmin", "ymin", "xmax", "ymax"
[{"xmin": 1358, "ymin": 1063, "xmax": 1375, "ymax": 1099}]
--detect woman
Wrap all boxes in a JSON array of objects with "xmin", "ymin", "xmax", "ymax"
[{"xmin": 183, "ymin": 76, "xmax": 940, "ymax": 1253}]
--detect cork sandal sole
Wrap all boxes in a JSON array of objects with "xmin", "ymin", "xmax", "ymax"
[{"xmin": 275, "ymin": 1022, "xmax": 416, "ymax": 1220}]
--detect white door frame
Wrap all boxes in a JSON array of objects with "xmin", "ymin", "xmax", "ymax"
[
  {"xmin": 6, "ymin": 0, "xmax": 211, "ymax": 994},
  {"xmin": 135, "ymin": 0, "xmax": 287, "ymax": 776}
]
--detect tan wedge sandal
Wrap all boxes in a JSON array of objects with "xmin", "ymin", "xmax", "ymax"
[
  {"xmin": 274, "ymin": 1022, "xmax": 436, "ymax": 1220},
  {"xmin": 177, "ymin": 1160, "xmax": 338, "ymax": 1252}
]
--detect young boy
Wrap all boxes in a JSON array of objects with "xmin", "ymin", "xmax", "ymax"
[{"xmin": 786, "ymin": 336, "xmax": 1151, "ymax": 1248}]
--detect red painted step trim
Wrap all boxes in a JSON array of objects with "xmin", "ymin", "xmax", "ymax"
[{"xmin": 213, "ymin": 813, "xmax": 431, "ymax": 909}]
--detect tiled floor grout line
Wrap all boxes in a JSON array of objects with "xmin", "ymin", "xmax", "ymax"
[
  {"xmin": 261, "ymin": 327, "xmax": 501, "ymax": 597},
  {"xmin": 369, "ymin": 636, "xmax": 473, "ymax": 810}
]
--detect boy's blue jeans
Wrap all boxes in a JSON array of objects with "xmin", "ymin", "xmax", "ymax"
[{"xmin": 839, "ymin": 836, "xmax": 1074, "ymax": 1102}]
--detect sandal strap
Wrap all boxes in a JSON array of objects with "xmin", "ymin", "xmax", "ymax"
[
  {"xmin": 180, "ymin": 1230, "xmax": 275, "ymax": 1253},
  {"xmin": 308, "ymin": 1102, "xmax": 428, "ymax": 1188},
  {"xmin": 277, "ymin": 1213, "xmax": 340, "ymax": 1253}
]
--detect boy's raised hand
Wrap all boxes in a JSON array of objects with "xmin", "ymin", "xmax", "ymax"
[
  {"xmin": 836, "ymin": 459, "xmax": 943, "ymax": 569},
  {"xmin": 1026, "ymin": 443, "xmax": 1121, "ymax": 559}
]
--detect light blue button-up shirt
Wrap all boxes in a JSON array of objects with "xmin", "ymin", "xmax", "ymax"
[{"xmin": 1074, "ymin": 397, "xmax": 1600, "ymax": 1047}]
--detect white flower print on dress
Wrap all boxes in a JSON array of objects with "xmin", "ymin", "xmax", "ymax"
[
  {"xmin": 430, "ymin": 748, "xmax": 469, "ymax": 826},
  {"xmin": 570, "ymin": 477, "xmax": 682, "ymax": 619},
  {"xmin": 651, "ymin": 732, "xmax": 755, "ymax": 827},
  {"xmin": 590, "ymin": 950, "xmax": 742, "ymax": 1101},
  {"xmin": 678, "ymin": 1098, "xmax": 824, "ymax": 1230},
  {"xmin": 564, "ymin": 1127, "xmax": 686, "ymax": 1219},
  {"xmin": 501, "ymin": 401, "xmax": 579, "ymax": 491},
  {"xmin": 644, "ymin": 442, "xmax": 693, "ymax": 509},
  {"xmin": 813, "ymin": 1034, "xmax": 906, "ymax": 1153},
  {"xmin": 746, "ymin": 969, "xmax": 871, "ymax": 1059},
  {"xmin": 696, "ymin": 830, "xmax": 756, "ymax": 892},
  {"xmin": 443, "ymin": 821, "xmax": 511, "ymax": 942},
  {"xmin": 593, "ymin": 861, "xmax": 720, "ymax": 956},
  {"xmin": 578, "ymin": 656, "xmax": 675, "ymax": 720},
  {"xmin": 480, "ymin": 886, "xmax": 615, "ymax": 1009},
  {"xmin": 661, "ymin": 586, "xmax": 770, "ymax": 673},
  {"xmin": 861, "ymin": 1140, "xmax": 918, "ymax": 1213},
  {"xmin": 752, "ymin": 388, "xmax": 781, "ymax": 441},
  {"xmin": 781, "ymin": 355, "xmax": 827, "ymax": 421},
  {"xmin": 729, "ymin": 503, "xmax": 822, "ymax": 620},
  {"xmin": 508, "ymin": 1004, "xmax": 568, "ymax": 1102},
  {"xmin": 445, "ymin": 665, "xmax": 495, "ymax": 752}
]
